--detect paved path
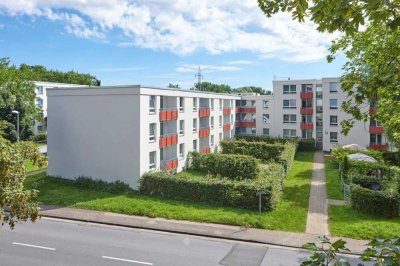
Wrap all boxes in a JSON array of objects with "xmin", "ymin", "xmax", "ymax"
[{"xmin": 306, "ymin": 152, "xmax": 329, "ymax": 235}]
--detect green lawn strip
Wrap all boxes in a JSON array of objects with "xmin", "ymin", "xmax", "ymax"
[
  {"xmin": 24, "ymin": 160, "xmax": 46, "ymax": 173},
  {"xmin": 329, "ymin": 205, "xmax": 400, "ymax": 240},
  {"xmin": 325, "ymin": 157, "xmax": 343, "ymax": 200},
  {"xmin": 25, "ymin": 151, "xmax": 314, "ymax": 232}
]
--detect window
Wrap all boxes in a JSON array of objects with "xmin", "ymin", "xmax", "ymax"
[
  {"xmin": 179, "ymin": 120, "xmax": 184, "ymax": 135},
  {"xmin": 301, "ymin": 84, "xmax": 312, "ymax": 92},
  {"xmin": 36, "ymin": 98, "xmax": 43, "ymax": 107},
  {"xmin": 330, "ymin": 99, "xmax": 338, "ymax": 109},
  {"xmin": 219, "ymin": 116, "xmax": 222, "ymax": 127},
  {"xmin": 179, "ymin": 97, "xmax": 184, "ymax": 112},
  {"xmin": 37, "ymin": 125, "xmax": 43, "ymax": 132},
  {"xmin": 302, "ymin": 99, "xmax": 313, "ymax": 109},
  {"xmin": 36, "ymin": 86, "xmax": 43, "ymax": 95},
  {"xmin": 283, "ymin": 129, "xmax": 296, "ymax": 138},
  {"xmin": 263, "ymin": 100, "xmax": 269, "ymax": 108},
  {"xmin": 193, "ymin": 140, "xmax": 197, "ymax": 151},
  {"xmin": 330, "ymin": 132, "xmax": 338, "ymax": 143},
  {"xmin": 251, "ymin": 128, "xmax": 256, "ymax": 134},
  {"xmin": 211, "ymin": 135, "xmax": 215, "ymax": 147},
  {"xmin": 210, "ymin": 117, "xmax": 214, "ymax": 129},
  {"xmin": 330, "ymin": 116, "xmax": 338, "ymax": 126},
  {"xmin": 179, "ymin": 143, "xmax": 185, "ymax": 160},
  {"xmin": 160, "ymin": 96, "xmax": 164, "ymax": 110},
  {"xmin": 263, "ymin": 128, "xmax": 269, "ymax": 136},
  {"xmin": 302, "ymin": 130, "xmax": 312, "ymax": 139},
  {"xmin": 230, "ymin": 114, "xmax": 233, "ymax": 124},
  {"xmin": 219, "ymin": 132, "xmax": 222, "ymax": 140},
  {"xmin": 160, "ymin": 148, "xmax": 164, "ymax": 162},
  {"xmin": 283, "ymin": 84, "xmax": 296, "ymax": 94},
  {"xmin": 149, "ymin": 151, "xmax": 156, "ymax": 170},
  {"xmin": 193, "ymin": 98, "xmax": 197, "ymax": 111},
  {"xmin": 193, "ymin": 118, "xmax": 197, "ymax": 133},
  {"xmin": 211, "ymin": 99, "xmax": 214, "ymax": 110},
  {"xmin": 149, "ymin": 96, "xmax": 156, "ymax": 113},
  {"xmin": 283, "ymin": 99, "xmax": 296, "ymax": 109},
  {"xmin": 149, "ymin": 123, "xmax": 156, "ymax": 142},
  {"xmin": 370, "ymin": 133, "xmax": 382, "ymax": 144},
  {"xmin": 283, "ymin": 114, "xmax": 297, "ymax": 124},
  {"xmin": 370, "ymin": 117, "xmax": 381, "ymax": 127},
  {"xmin": 302, "ymin": 115, "xmax": 312, "ymax": 124},
  {"xmin": 329, "ymin": 82, "xmax": 338, "ymax": 93},
  {"xmin": 263, "ymin": 114, "xmax": 270, "ymax": 124},
  {"xmin": 230, "ymin": 100, "xmax": 233, "ymax": 109},
  {"xmin": 219, "ymin": 99, "xmax": 222, "ymax": 110},
  {"xmin": 251, "ymin": 100, "xmax": 256, "ymax": 106},
  {"xmin": 160, "ymin": 122, "xmax": 164, "ymax": 136}
]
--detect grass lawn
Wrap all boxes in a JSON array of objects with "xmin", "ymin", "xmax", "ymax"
[
  {"xmin": 25, "ymin": 151, "xmax": 314, "ymax": 232},
  {"xmin": 325, "ymin": 157, "xmax": 343, "ymax": 200},
  {"xmin": 24, "ymin": 160, "xmax": 47, "ymax": 173}
]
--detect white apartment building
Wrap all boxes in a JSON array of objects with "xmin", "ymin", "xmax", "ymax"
[
  {"xmin": 47, "ymin": 85, "xmax": 239, "ymax": 189},
  {"xmin": 236, "ymin": 77, "xmax": 387, "ymax": 151},
  {"xmin": 33, "ymin": 81, "xmax": 87, "ymax": 134}
]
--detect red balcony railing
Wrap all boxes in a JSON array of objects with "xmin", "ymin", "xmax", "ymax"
[
  {"xmin": 369, "ymin": 126, "xmax": 384, "ymax": 134},
  {"xmin": 369, "ymin": 107, "xmax": 377, "ymax": 115},
  {"xmin": 199, "ymin": 127, "xmax": 210, "ymax": 138},
  {"xmin": 369, "ymin": 143, "xmax": 388, "ymax": 150},
  {"xmin": 201, "ymin": 147, "xmax": 211, "ymax": 155},
  {"xmin": 235, "ymin": 121, "xmax": 256, "ymax": 127},
  {"xmin": 300, "ymin": 123, "xmax": 313, "ymax": 130},
  {"xmin": 235, "ymin": 107, "xmax": 240, "ymax": 113},
  {"xmin": 199, "ymin": 108, "xmax": 211, "ymax": 118},
  {"xmin": 159, "ymin": 134, "xmax": 178, "ymax": 148},
  {"xmin": 159, "ymin": 109, "xmax": 178, "ymax": 121},
  {"xmin": 223, "ymin": 107, "xmax": 231, "ymax": 115},
  {"xmin": 238, "ymin": 107, "xmax": 256, "ymax": 113},
  {"xmin": 223, "ymin": 123, "xmax": 230, "ymax": 132},
  {"xmin": 162, "ymin": 158, "xmax": 178, "ymax": 171},
  {"xmin": 300, "ymin": 108, "xmax": 313, "ymax": 115},
  {"xmin": 300, "ymin": 92, "xmax": 313, "ymax": 99}
]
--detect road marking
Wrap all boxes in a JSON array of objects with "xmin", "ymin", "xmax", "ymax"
[
  {"xmin": 12, "ymin": 242, "xmax": 56, "ymax": 251},
  {"xmin": 102, "ymin": 256, "xmax": 153, "ymax": 265}
]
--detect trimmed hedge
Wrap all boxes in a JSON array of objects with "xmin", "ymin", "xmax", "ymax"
[
  {"xmin": 383, "ymin": 151, "xmax": 400, "ymax": 167},
  {"xmin": 331, "ymin": 146, "xmax": 383, "ymax": 167},
  {"xmin": 139, "ymin": 163, "xmax": 285, "ymax": 211},
  {"xmin": 235, "ymin": 135, "xmax": 297, "ymax": 144},
  {"xmin": 350, "ymin": 183, "xmax": 400, "ymax": 217},
  {"xmin": 190, "ymin": 152, "xmax": 259, "ymax": 180},
  {"xmin": 298, "ymin": 139, "xmax": 315, "ymax": 151}
]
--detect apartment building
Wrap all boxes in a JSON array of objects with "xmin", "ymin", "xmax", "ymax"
[
  {"xmin": 33, "ymin": 81, "xmax": 86, "ymax": 134},
  {"xmin": 236, "ymin": 77, "xmax": 387, "ymax": 151},
  {"xmin": 47, "ymin": 85, "xmax": 239, "ymax": 189}
]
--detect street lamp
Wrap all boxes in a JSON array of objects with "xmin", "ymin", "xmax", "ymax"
[{"xmin": 11, "ymin": 110, "xmax": 20, "ymax": 142}]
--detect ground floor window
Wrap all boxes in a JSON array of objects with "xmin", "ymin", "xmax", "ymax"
[
  {"xmin": 283, "ymin": 129, "xmax": 296, "ymax": 138},
  {"xmin": 263, "ymin": 128, "xmax": 269, "ymax": 136},
  {"xmin": 330, "ymin": 132, "xmax": 338, "ymax": 143},
  {"xmin": 302, "ymin": 129, "xmax": 312, "ymax": 139},
  {"xmin": 149, "ymin": 151, "xmax": 156, "ymax": 170},
  {"xmin": 370, "ymin": 133, "xmax": 382, "ymax": 144}
]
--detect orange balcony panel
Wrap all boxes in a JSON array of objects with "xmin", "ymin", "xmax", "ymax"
[
  {"xmin": 201, "ymin": 147, "xmax": 211, "ymax": 155},
  {"xmin": 199, "ymin": 128, "xmax": 210, "ymax": 138},
  {"xmin": 300, "ymin": 92, "xmax": 313, "ymax": 99},
  {"xmin": 199, "ymin": 108, "xmax": 211, "ymax": 118},
  {"xmin": 369, "ymin": 126, "xmax": 384, "ymax": 134},
  {"xmin": 300, "ymin": 108, "xmax": 313, "ymax": 115},
  {"xmin": 159, "ymin": 137, "xmax": 167, "ymax": 148},
  {"xmin": 239, "ymin": 107, "xmax": 256, "ymax": 113},
  {"xmin": 369, "ymin": 144, "xmax": 388, "ymax": 150},
  {"xmin": 235, "ymin": 107, "xmax": 240, "ymax": 113},
  {"xmin": 223, "ymin": 107, "xmax": 231, "ymax": 115},
  {"xmin": 223, "ymin": 124, "xmax": 230, "ymax": 132},
  {"xmin": 159, "ymin": 111, "xmax": 167, "ymax": 121},
  {"xmin": 171, "ymin": 110, "xmax": 178, "ymax": 120},
  {"xmin": 166, "ymin": 136, "xmax": 172, "ymax": 146},
  {"xmin": 369, "ymin": 107, "xmax": 377, "ymax": 115},
  {"xmin": 160, "ymin": 134, "xmax": 178, "ymax": 148},
  {"xmin": 172, "ymin": 134, "xmax": 178, "ymax": 145},
  {"xmin": 300, "ymin": 123, "xmax": 313, "ymax": 130},
  {"xmin": 236, "ymin": 121, "xmax": 256, "ymax": 127},
  {"xmin": 160, "ymin": 110, "xmax": 178, "ymax": 121}
]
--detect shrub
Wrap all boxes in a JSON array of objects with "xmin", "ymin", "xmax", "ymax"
[
  {"xmin": 351, "ymin": 174, "xmax": 382, "ymax": 190},
  {"xmin": 73, "ymin": 176, "xmax": 131, "ymax": 193},
  {"xmin": 235, "ymin": 135, "xmax": 297, "ymax": 144},
  {"xmin": 298, "ymin": 139, "xmax": 315, "ymax": 151},
  {"xmin": 350, "ymin": 183, "xmax": 400, "ymax": 217},
  {"xmin": 139, "ymin": 163, "xmax": 285, "ymax": 211},
  {"xmin": 331, "ymin": 146, "xmax": 383, "ymax": 167},
  {"xmin": 190, "ymin": 152, "xmax": 259, "ymax": 180},
  {"xmin": 383, "ymin": 151, "xmax": 400, "ymax": 166},
  {"xmin": 30, "ymin": 133, "xmax": 47, "ymax": 143}
]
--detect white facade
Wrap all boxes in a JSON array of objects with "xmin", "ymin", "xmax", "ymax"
[
  {"xmin": 47, "ymin": 85, "xmax": 239, "ymax": 189},
  {"xmin": 33, "ymin": 81, "xmax": 87, "ymax": 134}
]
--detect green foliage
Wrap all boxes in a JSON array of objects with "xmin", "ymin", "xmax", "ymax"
[
  {"xmin": 298, "ymin": 139, "xmax": 315, "ymax": 151},
  {"xmin": 331, "ymin": 146, "xmax": 383, "ymax": 167},
  {"xmin": 383, "ymin": 151, "xmax": 400, "ymax": 167},
  {"xmin": 30, "ymin": 132, "xmax": 47, "ymax": 143},
  {"xmin": 190, "ymin": 152, "xmax": 260, "ymax": 180},
  {"xmin": 140, "ymin": 163, "xmax": 285, "ymax": 211},
  {"xmin": 73, "ymin": 177, "xmax": 131, "ymax": 193},
  {"xmin": 235, "ymin": 134, "xmax": 296, "ymax": 144},
  {"xmin": 301, "ymin": 236, "xmax": 350, "ymax": 266},
  {"xmin": 0, "ymin": 136, "xmax": 47, "ymax": 228},
  {"xmin": 350, "ymin": 184, "xmax": 400, "ymax": 218},
  {"xmin": 191, "ymin": 82, "xmax": 232, "ymax": 93},
  {"xmin": 232, "ymin": 86, "xmax": 271, "ymax": 95},
  {"xmin": 361, "ymin": 237, "xmax": 400, "ymax": 265}
]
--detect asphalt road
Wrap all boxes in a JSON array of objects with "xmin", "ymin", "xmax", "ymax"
[{"xmin": 0, "ymin": 218, "xmax": 366, "ymax": 266}]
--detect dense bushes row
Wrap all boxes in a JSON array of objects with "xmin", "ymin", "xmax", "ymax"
[
  {"xmin": 235, "ymin": 135, "xmax": 296, "ymax": 144},
  {"xmin": 382, "ymin": 151, "xmax": 400, "ymax": 167},
  {"xmin": 190, "ymin": 152, "xmax": 259, "ymax": 180},
  {"xmin": 30, "ymin": 133, "xmax": 47, "ymax": 143},
  {"xmin": 331, "ymin": 146, "xmax": 383, "ymax": 167},
  {"xmin": 139, "ymin": 163, "xmax": 285, "ymax": 211},
  {"xmin": 297, "ymin": 139, "xmax": 315, "ymax": 151}
]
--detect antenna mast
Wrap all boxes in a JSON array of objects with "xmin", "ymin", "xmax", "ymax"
[{"xmin": 195, "ymin": 66, "xmax": 203, "ymax": 91}]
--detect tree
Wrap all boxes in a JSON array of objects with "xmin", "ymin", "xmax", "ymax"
[
  {"xmin": 191, "ymin": 82, "xmax": 232, "ymax": 93},
  {"xmin": 0, "ymin": 136, "xmax": 46, "ymax": 229},
  {"xmin": 233, "ymin": 86, "xmax": 271, "ymax": 95},
  {"xmin": 168, "ymin": 83, "xmax": 180, "ymax": 88}
]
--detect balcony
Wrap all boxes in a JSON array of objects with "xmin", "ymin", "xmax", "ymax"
[
  {"xmin": 159, "ymin": 109, "xmax": 178, "ymax": 121},
  {"xmin": 235, "ymin": 107, "xmax": 240, "ymax": 113},
  {"xmin": 159, "ymin": 134, "xmax": 178, "ymax": 148},
  {"xmin": 235, "ymin": 120, "xmax": 256, "ymax": 127},
  {"xmin": 300, "ymin": 123, "xmax": 313, "ymax": 130},
  {"xmin": 238, "ymin": 107, "xmax": 256, "ymax": 113},
  {"xmin": 300, "ymin": 92, "xmax": 313, "ymax": 99},
  {"xmin": 369, "ymin": 143, "xmax": 388, "ymax": 150},
  {"xmin": 223, "ymin": 107, "xmax": 231, "ymax": 115},
  {"xmin": 199, "ymin": 107, "xmax": 211, "ymax": 118},
  {"xmin": 369, "ymin": 107, "xmax": 377, "ymax": 115},
  {"xmin": 201, "ymin": 147, "xmax": 211, "ymax": 155},
  {"xmin": 162, "ymin": 158, "xmax": 178, "ymax": 171},
  {"xmin": 199, "ymin": 127, "xmax": 210, "ymax": 138},
  {"xmin": 300, "ymin": 108, "xmax": 313, "ymax": 115},
  {"xmin": 223, "ymin": 123, "xmax": 230, "ymax": 132},
  {"xmin": 369, "ymin": 126, "xmax": 384, "ymax": 134}
]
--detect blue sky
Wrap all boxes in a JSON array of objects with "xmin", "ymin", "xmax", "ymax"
[{"xmin": 0, "ymin": 1, "xmax": 345, "ymax": 90}]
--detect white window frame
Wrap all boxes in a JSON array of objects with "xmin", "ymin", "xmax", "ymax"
[
  {"xmin": 219, "ymin": 116, "xmax": 222, "ymax": 128},
  {"xmin": 36, "ymin": 86, "xmax": 44, "ymax": 95},
  {"xmin": 283, "ymin": 85, "xmax": 296, "ymax": 94},
  {"xmin": 330, "ymin": 115, "xmax": 338, "ymax": 126},
  {"xmin": 329, "ymin": 82, "xmax": 338, "ymax": 93},
  {"xmin": 263, "ymin": 100, "xmax": 269, "ymax": 108},
  {"xmin": 210, "ymin": 116, "xmax": 214, "ymax": 129},
  {"xmin": 193, "ymin": 139, "xmax": 197, "ymax": 151},
  {"xmin": 330, "ymin": 99, "xmax": 338, "ymax": 109},
  {"xmin": 179, "ymin": 143, "xmax": 184, "ymax": 160},
  {"xmin": 193, "ymin": 98, "xmax": 197, "ymax": 111},
  {"xmin": 179, "ymin": 120, "xmax": 184, "ymax": 136},
  {"xmin": 330, "ymin": 132, "xmax": 338, "ymax": 143},
  {"xmin": 263, "ymin": 128, "xmax": 269, "ymax": 136},
  {"xmin": 210, "ymin": 135, "xmax": 215, "ymax": 147},
  {"xmin": 149, "ymin": 123, "xmax": 156, "ymax": 142},
  {"xmin": 283, "ymin": 129, "xmax": 297, "ymax": 138},
  {"xmin": 263, "ymin": 114, "xmax": 270, "ymax": 124},
  {"xmin": 211, "ymin": 99, "xmax": 214, "ymax": 110},
  {"xmin": 219, "ymin": 99, "xmax": 222, "ymax": 110},
  {"xmin": 283, "ymin": 99, "xmax": 296, "ymax": 109},
  {"xmin": 149, "ymin": 96, "xmax": 156, "ymax": 114},
  {"xmin": 149, "ymin": 151, "xmax": 156, "ymax": 170},
  {"xmin": 179, "ymin": 97, "xmax": 184, "ymax": 112},
  {"xmin": 283, "ymin": 114, "xmax": 296, "ymax": 124}
]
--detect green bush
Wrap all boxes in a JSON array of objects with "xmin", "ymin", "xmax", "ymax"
[
  {"xmin": 235, "ymin": 135, "xmax": 297, "ymax": 144},
  {"xmin": 350, "ymin": 183, "xmax": 400, "ymax": 217},
  {"xmin": 298, "ymin": 139, "xmax": 315, "ymax": 151},
  {"xmin": 383, "ymin": 151, "xmax": 400, "ymax": 166},
  {"xmin": 30, "ymin": 133, "xmax": 47, "ymax": 143},
  {"xmin": 73, "ymin": 176, "xmax": 131, "ymax": 193},
  {"xmin": 351, "ymin": 174, "xmax": 382, "ymax": 190},
  {"xmin": 190, "ymin": 152, "xmax": 259, "ymax": 180},
  {"xmin": 331, "ymin": 146, "xmax": 383, "ymax": 167},
  {"xmin": 139, "ymin": 163, "xmax": 285, "ymax": 211}
]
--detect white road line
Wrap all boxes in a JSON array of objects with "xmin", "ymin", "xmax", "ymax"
[
  {"xmin": 102, "ymin": 256, "xmax": 153, "ymax": 265},
  {"xmin": 12, "ymin": 242, "xmax": 56, "ymax": 251}
]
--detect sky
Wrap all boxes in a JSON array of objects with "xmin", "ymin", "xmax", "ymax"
[{"xmin": 0, "ymin": 0, "xmax": 346, "ymax": 90}]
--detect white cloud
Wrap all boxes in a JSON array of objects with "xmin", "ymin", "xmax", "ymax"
[
  {"xmin": 176, "ymin": 64, "xmax": 242, "ymax": 73},
  {"xmin": 227, "ymin": 60, "xmax": 254, "ymax": 65},
  {"xmin": 0, "ymin": 0, "xmax": 337, "ymax": 62}
]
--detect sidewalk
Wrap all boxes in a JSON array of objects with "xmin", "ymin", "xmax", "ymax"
[{"xmin": 40, "ymin": 205, "xmax": 369, "ymax": 254}]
